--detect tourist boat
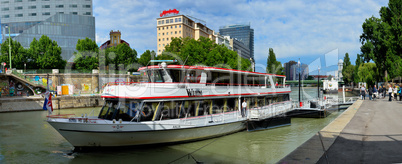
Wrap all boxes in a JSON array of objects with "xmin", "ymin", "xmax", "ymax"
[{"xmin": 47, "ymin": 63, "xmax": 292, "ymax": 148}]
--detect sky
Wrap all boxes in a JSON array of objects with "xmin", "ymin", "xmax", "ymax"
[
  {"xmin": 92, "ymin": 0, "xmax": 389, "ymax": 74},
  {"xmin": 0, "ymin": 0, "xmax": 390, "ymax": 74}
]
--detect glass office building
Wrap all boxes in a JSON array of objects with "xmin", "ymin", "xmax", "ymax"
[
  {"xmin": 219, "ymin": 24, "xmax": 254, "ymax": 60},
  {"xmin": 0, "ymin": 0, "xmax": 95, "ymax": 61}
]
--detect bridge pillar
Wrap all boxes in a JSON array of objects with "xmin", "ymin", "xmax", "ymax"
[{"xmin": 92, "ymin": 69, "xmax": 99, "ymax": 93}]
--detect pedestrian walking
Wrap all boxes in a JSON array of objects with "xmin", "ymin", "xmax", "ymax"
[
  {"xmin": 398, "ymin": 86, "xmax": 402, "ymax": 101},
  {"xmin": 361, "ymin": 85, "xmax": 366, "ymax": 100},
  {"xmin": 388, "ymin": 85, "xmax": 393, "ymax": 101},
  {"xmin": 368, "ymin": 87, "xmax": 373, "ymax": 100},
  {"xmin": 373, "ymin": 85, "xmax": 378, "ymax": 100},
  {"xmin": 394, "ymin": 86, "xmax": 398, "ymax": 101}
]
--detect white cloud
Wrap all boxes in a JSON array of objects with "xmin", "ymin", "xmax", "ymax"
[{"xmin": 93, "ymin": 0, "xmax": 389, "ymax": 62}]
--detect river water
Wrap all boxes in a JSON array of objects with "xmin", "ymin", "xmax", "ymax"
[{"xmin": 0, "ymin": 87, "xmax": 353, "ymax": 164}]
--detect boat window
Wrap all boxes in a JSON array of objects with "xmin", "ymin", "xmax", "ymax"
[
  {"xmin": 148, "ymin": 70, "xmax": 164, "ymax": 82},
  {"xmin": 265, "ymin": 96, "xmax": 271, "ymax": 105},
  {"xmin": 258, "ymin": 97, "xmax": 265, "ymax": 107},
  {"xmin": 140, "ymin": 71, "xmax": 149, "ymax": 82},
  {"xmin": 98, "ymin": 101, "xmax": 119, "ymax": 120},
  {"xmin": 140, "ymin": 102, "xmax": 158, "ymax": 121},
  {"xmin": 158, "ymin": 101, "xmax": 182, "ymax": 120},
  {"xmin": 169, "ymin": 70, "xmax": 183, "ymax": 82},
  {"xmin": 113, "ymin": 101, "xmax": 142, "ymax": 121}
]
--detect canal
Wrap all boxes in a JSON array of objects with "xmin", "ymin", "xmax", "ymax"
[{"xmin": 0, "ymin": 88, "xmax": 355, "ymax": 163}]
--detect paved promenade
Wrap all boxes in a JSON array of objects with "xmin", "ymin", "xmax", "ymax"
[{"xmin": 279, "ymin": 98, "xmax": 402, "ymax": 164}]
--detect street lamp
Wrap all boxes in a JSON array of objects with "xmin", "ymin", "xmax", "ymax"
[
  {"xmin": 317, "ymin": 66, "xmax": 320, "ymax": 99},
  {"xmin": 5, "ymin": 25, "xmax": 11, "ymax": 69},
  {"xmin": 298, "ymin": 58, "xmax": 301, "ymax": 104}
]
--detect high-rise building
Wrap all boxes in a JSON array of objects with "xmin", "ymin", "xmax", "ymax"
[
  {"xmin": 1, "ymin": 0, "xmax": 95, "ymax": 61},
  {"xmin": 219, "ymin": 24, "xmax": 254, "ymax": 60},
  {"xmin": 215, "ymin": 34, "xmax": 250, "ymax": 59},
  {"xmin": 284, "ymin": 61, "xmax": 297, "ymax": 80},
  {"xmin": 156, "ymin": 9, "xmax": 215, "ymax": 55}
]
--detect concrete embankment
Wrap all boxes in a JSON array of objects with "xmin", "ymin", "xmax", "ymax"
[
  {"xmin": 279, "ymin": 98, "xmax": 402, "ymax": 164},
  {"xmin": 0, "ymin": 95, "xmax": 104, "ymax": 112}
]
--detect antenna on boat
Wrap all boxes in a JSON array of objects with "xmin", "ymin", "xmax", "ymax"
[{"xmin": 182, "ymin": 55, "xmax": 190, "ymax": 68}]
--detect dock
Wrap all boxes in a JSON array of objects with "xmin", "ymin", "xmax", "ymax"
[{"xmin": 279, "ymin": 98, "xmax": 402, "ymax": 163}]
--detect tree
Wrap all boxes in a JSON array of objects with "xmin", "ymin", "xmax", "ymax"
[
  {"xmin": 360, "ymin": 0, "xmax": 402, "ymax": 81},
  {"xmin": 327, "ymin": 75, "xmax": 333, "ymax": 80},
  {"xmin": 354, "ymin": 54, "xmax": 363, "ymax": 85},
  {"xmin": 74, "ymin": 38, "xmax": 99, "ymax": 71},
  {"xmin": 163, "ymin": 36, "xmax": 251, "ymax": 70},
  {"xmin": 343, "ymin": 65, "xmax": 355, "ymax": 86},
  {"xmin": 33, "ymin": 35, "xmax": 66, "ymax": 69},
  {"xmin": 104, "ymin": 44, "xmax": 139, "ymax": 71},
  {"xmin": 358, "ymin": 63, "xmax": 378, "ymax": 87},
  {"xmin": 138, "ymin": 50, "xmax": 156, "ymax": 66},
  {"xmin": 342, "ymin": 53, "xmax": 353, "ymax": 84},
  {"xmin": 0, "ymin": 39, "xmax": 29, "ymax": 69},
  {"xmin": 266, "ymin": 48, "xmax": 284, "ymax": 75}
]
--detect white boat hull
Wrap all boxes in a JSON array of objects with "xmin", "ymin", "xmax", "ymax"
[{"xmin": 48, "ymin": 119, "xmax": 246, "ymax": 147}]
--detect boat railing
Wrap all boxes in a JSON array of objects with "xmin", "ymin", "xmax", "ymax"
[
  {"xmin": 248, "ymin": 100, "xmax": 292, "ymax": 120},
  {"xmin": 102, "ymin": 81, "xmax": 291, "ymax": 90}
]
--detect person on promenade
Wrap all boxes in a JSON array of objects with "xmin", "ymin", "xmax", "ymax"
[
  {"xmin": 388, "ymin": 84, "xmax": 393, "ymax": 101},
  {"xmin": 373, "ymin": 85, "xmax": 378, "ymax": 100},
  {"xmin": 398, "ymin": 86, "xmax": 402, "ymax": 101},
  {"xmin": 368, "ymin": 87, "xmax": 373, "ymax": 100},
  {"xmin": 394, "ymin": 86, "xmax": 398, "ymax": 101},
  {"xmin": 361, "ymin": 85, "xmax": 366, "ymax": 100},
  {"xmin": 241, "ymin": 99, "xmax": 247, "ymax": 117},
  {"xmin": 379, "ymin": 86, "xmax": 383, "ymax": 98}
]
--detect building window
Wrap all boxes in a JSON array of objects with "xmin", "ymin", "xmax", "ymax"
[
  {"xmin": 175, "ymin": 31, "xmax": 177, "ymax": 34},
  {"xmin": 162, "ymin": 38, "xmax": 164, "ymax": 41},
  {"xmin": 178, "ymin": 18, "xmax": 182, "ymax": 22},
  {"xmin": 159, "ymin": 50, "xmax": 161, "ymax": 52},
  {"xmin": 159, "ymin": 39, "xmax": 160, "ymax": 41},
  {"xmin": 170, "ymin": 19, "xmax": 173, "ymax": 23},
  {"xmin": 1, "ymin": 1, "xmax": 9, "ymax": 4},
  {"xmin": 1, "ymin": 7, "xmax": 9, "ymax": 11},
  {"xmin": 179, "ymin": 25, "xmax": 181, "ymax": 28},
  {"xmin": 2, "ymin": 15, "xmax": 10, "ymax": 18},
  {"xmin": 15, "ymin": 0, "xmax": 22, "ymax": 2},
  {"xmin": 175, "ymin": 18, "xmax": 178, "ymax": 22},
  {"xmin": 167, "ymin": 38, "xmax": 169, "ymax": 41},
  {"xmin": 158, "ymin": 21, "xmax": 161, "ymax": 25},
  {"xmin": 158, "ymin": 33, "xmax": 160, "ymax": 36},
  {"xmin": 15, "ymin": 14, "xmax": 23, "ymax": 17},
  {"xmin": 171, "ymin": 32, "xmax": 173, "ymax": 35},
  {"xmin": 163, "ymin": 44, "xmax": 165, "ymax": 46},
  {"xmin": 28, "ymin": 0, "xmax": 36, "ymax": 1},
  {"xmin": 83, "ymin": 5, "xmax": 91, "ymax": 8},
  {"xmin": 28, "ymin": 6, "xmax": 36, "ymax": 9},
  {"xmin": 15, "ymin": 6, "xmax": 23, "ymax": 10},
  {"xmin": 162, "ymin": 27, "xmax": 164, "ymax": 30},
  {"xmin": 69, "ymin": 4, "xmax": 77, "ymax": 8},
  {"xmin": 162, "ymin": 20, "xmax": 164, "ymax": 24},
  {"xmin": 166, "ymin": 32, "xmax": 168, "ymax": 35},
  {"xmin": 42, "ymin": 12, "xmax": 50, "ymax": 15},
  {"xmin": 159, "ymin": 44, "xmax": 161, "ymax": 47},
  {"xmin": 84, "ymin": 12, "xmax": 91, "ymax": 15},
  {"xmin": 71, "ymin": 12, "xmax": 78, "ymax": 15},
  {"xmin": 42, "ymin": 0, "xmax": 49, "ymax": 1},
  {"xmin": 55, "ymin": 5, "xmax": 64, "ymax": 8},
  {"xmin": 59, "ymin": 12, "xmax": 64, "ymax": 14},
  {"xmin": 179, "ymin": 31, "xmax": 181, "ymax": 34},
  {"xmin": 175, "ymin": 25, "xmax": 177, "ymax": 28},
  {"xmin": 166, "ymin": 19, "xmax": 169, "ymax": 24},
  {"xmin": 42, "ymin": 5, "xmax": 50, "ymax": 8},
  {"xmin": 162, "ymin": 33, "xmax": 164, "ymax": 35},
  {"xmin": 29, "ymin": 13, "xmax": 36, "ymax": 16}
]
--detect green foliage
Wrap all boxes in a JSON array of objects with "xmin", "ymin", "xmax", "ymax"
[
  {"xmin": 306, "ymin": 76, "xmax": 314, "ymax": 80},
  {"xmin": 162, "ymin": 37, "xmax": 251, "ymax": 71},
  {"xmin": 360, "ymin": 0, "xmax": 402, "ymax": 81},
  {"xmin": 354, "ymin": 54, "xmax": 363, "ymax": 84},
  {"xmin": 327, "ymin": 75, "xmax": 333, "ymax": 80},
  {"xmin": 266, "ymin": 48, "xmax": 284, "ymax": 75},
  {"xmin": 74, "ymin": 38, "xmax": 99, "ymax": 71},
  {"xmin": 138, "ymin": 50, "xmax": 156, "ymax": 66},
  {"xmin": 358, "ymin": 63, "xmax": 378, "ymax": 86},
  {"xmin": 35, "ymin": 35, "xmax": 66, "ymax": 69},
  {"xmin": 342, "ymin": 53, "xmax": 353, "ymax": 84},
  {"xmin": 104, "ymin": 43, "xmax": 139, "ymax": 71},
  {"xmin": 343, "ymin": 65, "xmax": 355, "ymax": 85},
  {"xmin": 0, "ymin": 39, "xmax": 29, "ymax": 69}
]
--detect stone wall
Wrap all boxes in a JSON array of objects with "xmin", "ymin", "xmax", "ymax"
[{"xmin": 0, "ymin": 95, "xmax": 104, "ymax": 112}]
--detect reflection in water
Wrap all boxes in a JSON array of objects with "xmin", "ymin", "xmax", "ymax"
[{"xmin": 0, "ymin": 88, "xmax": 348, "ymax": 163}]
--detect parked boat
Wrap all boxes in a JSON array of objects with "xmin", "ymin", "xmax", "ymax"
[
  {"xmin": 47, "ymin": 63, "xmax": 292, "ymax": 148},
  {"xmin": 322, "ymin": 79, "xmax": 338, "ymax": 94}
]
